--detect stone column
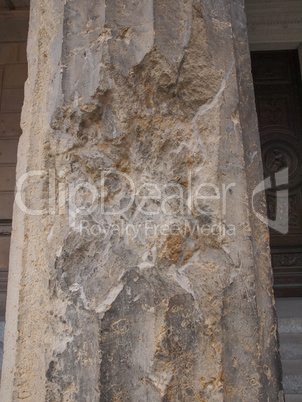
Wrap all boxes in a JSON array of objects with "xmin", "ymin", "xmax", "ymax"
[{"xmin": 1, "ymin": 0, "xmax": 283, "ymax": 400}]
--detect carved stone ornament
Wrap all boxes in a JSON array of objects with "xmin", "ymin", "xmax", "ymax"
[{"xmin": 261, "ymin": 130, "xmax": 302, "ymax": 189}]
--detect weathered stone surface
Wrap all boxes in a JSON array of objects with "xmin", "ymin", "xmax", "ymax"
[{"xmin": 1, "ymin": 0, "xmax": 283, "ymax": 401}]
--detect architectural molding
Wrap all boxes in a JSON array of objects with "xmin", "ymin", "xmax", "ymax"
[
  {"xmin": 245, "ymin": 0, "xmax": 302, "ymax": 50},
  {"xmin": 0, "ymin": 10, "xmax": 29, "ymax": 15},
  {"xmin": 248, "ymin": 14, "xmax": 302, "ymax": 26}
]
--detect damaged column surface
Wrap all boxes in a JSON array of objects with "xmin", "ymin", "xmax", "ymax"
[{"xmin": 1, "ymin": 0, "xmax": 283, "ymax": 401}]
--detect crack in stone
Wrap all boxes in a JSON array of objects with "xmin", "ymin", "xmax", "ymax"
[
  {"xmin": 167, "ymin": 252, "xmax": 204, "ymax": 325},
  {"xmin": 188, "ymin": 60, "xmax": 235, "ymax": 174},
  {"xmin": 221, "ymin": 245, "xmax": 255, "ymax": 305},
  {"xmin": 95, "ymin": 280, "xmax": 125, "ymax": 318},
  {"xmin": 174, "ymin": 50, "xmax": 187, "ymax": 89},
  {"xmin": 172, "ymin": 15, "xmax": 191, "ymax": 90},
  {"xmin": 192, "ymin": 60, "xmax": 235, "ymax": 124}
]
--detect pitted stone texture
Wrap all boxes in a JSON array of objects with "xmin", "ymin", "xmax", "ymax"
[{"xmin": 0, "ymin": 0, "xmax": 283, "ymax": 401}]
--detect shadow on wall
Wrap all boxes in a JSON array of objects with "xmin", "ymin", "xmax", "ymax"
[{"xmin": 0, "ymin": 321, "xmax": 5, "ymax": 381}]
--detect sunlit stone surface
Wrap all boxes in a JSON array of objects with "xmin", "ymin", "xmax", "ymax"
[{"xmin": 1, "ymin": 0, "xmax": 283, "ymax": 400}]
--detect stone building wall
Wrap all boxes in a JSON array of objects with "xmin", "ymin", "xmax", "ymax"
[
  {"xmin": 0, "ymin": 10, "xmax": 28, "ymax": 381},
  {"xmin": 0, "ymin": 1, "xmax": 283, "ymax": 401},
  {"xmin": 0, "ymin": 10, "xmax": 28, "ymax": 317}
]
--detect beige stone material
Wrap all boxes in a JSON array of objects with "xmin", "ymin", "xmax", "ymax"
[{"xmin": 0, "ymin": 0, "xmax": 283, "ymax": 401}]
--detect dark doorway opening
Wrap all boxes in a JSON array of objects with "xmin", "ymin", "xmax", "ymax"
[{"xmin": 251, "ymin": 50, "xmax": 302, "ymax": 297}]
